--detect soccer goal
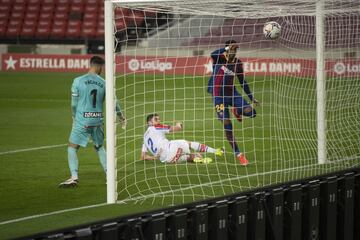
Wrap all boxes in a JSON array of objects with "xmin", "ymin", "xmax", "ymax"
[{"xmin": 104, "ymin": 0, "xmax": 360, "ymax": 204}]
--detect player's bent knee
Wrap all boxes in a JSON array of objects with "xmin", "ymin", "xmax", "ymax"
[
  {"xmin": 68, "ymin": 143, "xmax": 80, "ymax": 150},
  {"xmin": 94, "ymin": 145, "xmax": 103, "ymax": 151},
  {"xmin": 243, "ymin": 107, "xmax": 256, "ymax": 118}
]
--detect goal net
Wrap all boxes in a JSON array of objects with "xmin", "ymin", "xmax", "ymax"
[{"xmin": 105, "ymin": 0, "xmax": 360, "ymax": 204}]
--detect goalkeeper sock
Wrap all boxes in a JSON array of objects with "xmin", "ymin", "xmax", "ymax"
[
  {"xmin": 67, "ymin": 146, "xmax": 79, "ymax": 179},
  {"xmin": 190, "ymin": 142, "xmax": 216, "ymax": 153},
  {"xmin": 224, "ymin": 123, "xmax": 240, "ymax": 155},
  {"xmin": 96, "ymin": 146, "xmax": 107, "ymax": 173}
]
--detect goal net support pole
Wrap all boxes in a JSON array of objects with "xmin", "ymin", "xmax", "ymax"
[
  {"xmin": 105, "ymin": 0, "xmax": 117, "ymax": 204},
  {"xmin": 316, "ymin": 0, "xmax": 327, "ymax": 164}
]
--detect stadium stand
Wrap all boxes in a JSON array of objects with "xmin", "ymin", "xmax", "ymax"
[
  {"xmin": 0, "ymin": 0, "xmax": 172, "ymax": 53},
  {"xmin": 186, "ymin": 15, "xmax": 360, "ymax": 49}
]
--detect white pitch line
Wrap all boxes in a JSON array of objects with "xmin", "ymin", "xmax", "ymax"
[
  {"xmin": 0, "ymin": 153, "xmax": 357, "ymax": 226},
  {"xmin": 0, "ymin": 136, "xmax": 140, "ymax": 156},
  {"xmin": 0, "ymin": 144, "xmax": 67, "ymax": 156},
  {"xmin": 0, "ymin": 203, "xmax": 108, "ymax": 226}
]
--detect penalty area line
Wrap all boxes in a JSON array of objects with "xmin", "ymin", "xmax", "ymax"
[
  {"xmin": 0, "ymin": 201, "xmax": 125, "ymax": 226},
  {"xmin": 0, "ymin": 144, "xmax": 68, "ymax": 156}
]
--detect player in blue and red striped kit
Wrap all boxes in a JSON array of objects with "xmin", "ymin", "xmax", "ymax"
[{"xmin": 208, "ymin": 40, "xmax": 260, "ymax": 165}]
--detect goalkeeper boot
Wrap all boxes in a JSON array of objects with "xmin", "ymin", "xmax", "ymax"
[
  {"xmin": 232, "ymin": 107, "xmax": 243, "ymax": 122},
  {"xmin": 59, "ymin": 178, "xmax": 78, "ymax": 188},
  {"xmin": 237, "ymin": 153, "xmax": 249, "ymax": 166},
  {"xmin": 215, "ymin": 147, "xmax": 225, "ymax": 157}
]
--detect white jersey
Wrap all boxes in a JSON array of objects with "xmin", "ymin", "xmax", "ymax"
[{"xmin": 142, "ymin": 124, "xmax": 171, "ymax": 155}]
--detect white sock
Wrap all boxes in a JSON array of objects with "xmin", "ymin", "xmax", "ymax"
[{"xmin": 190, "ymin": 142, "xmax": 216, "ymax": 153}]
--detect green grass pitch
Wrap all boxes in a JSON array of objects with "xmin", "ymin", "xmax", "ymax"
[{"xmin": 0, "ymin": 71, "xmax": 358, "ymax": 239}]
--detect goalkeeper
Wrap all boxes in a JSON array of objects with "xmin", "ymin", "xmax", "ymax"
[
  {"xmin": 208, "ymin": 40, "xmax": 260, "ymax": 166},
  {"xmin": 141, "ymin": 113, "xmax": 224, "ymax": 163},
  {"xmin": 59, "ymin": 56, "xmax": 126, "ymax": 188}
]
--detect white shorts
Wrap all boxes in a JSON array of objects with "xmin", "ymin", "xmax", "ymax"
[{"xmin": 159, "ymin": 140, "xmax": 190, "ymax": 163}]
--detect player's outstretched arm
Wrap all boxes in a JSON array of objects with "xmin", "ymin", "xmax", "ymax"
[
  {"xmin": 141, "ymin": 151, "xmax": 158, "ymax": 161},
  {"xmin": 169, "ymin": 122, "xmax": 183, "ymax": 132}
]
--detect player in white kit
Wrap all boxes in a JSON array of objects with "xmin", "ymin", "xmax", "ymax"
[{"xmin": 141, "ymin": 113, "xmax": 224, "ymax": 163}]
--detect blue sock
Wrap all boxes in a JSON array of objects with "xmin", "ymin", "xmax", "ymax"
[
  {"xmin": 67, "ymin": 146, "xmax": 79, "ymax": 179},
  {"xmin": 224, "ymin": 123, "xmax": 240, "ymax": 155},
  {"xmin": 96, "ymin": 146, "xmax": 107, "ymax": 173}
]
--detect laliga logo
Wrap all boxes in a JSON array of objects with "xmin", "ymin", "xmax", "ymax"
[
  {"xmin": 128, "ymin": 59, "xmax": 172, "ymax": 72},
  {"xmin": 128, "ymin": 59, "xmax": 140, "ymax": 71},
  {"xmin": 334, "ymin": 62, "xmax": 360, "ymax": 75},
  {"xmin": 333, "ymin": 62, "xmax": 346, "ymax": 75}
]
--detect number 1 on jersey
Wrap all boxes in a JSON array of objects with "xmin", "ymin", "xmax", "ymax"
[{"xmin": 90, "ymin": 89, "xmax": 97, "ymax": 108}]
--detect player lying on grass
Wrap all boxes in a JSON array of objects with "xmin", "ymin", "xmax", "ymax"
[
  {"xmin": 59, "ymin": 56, "xmax": 126, "ymax": 188},
  {"xmin": 208, "ymin": 40, "xmax": 260, "ymax": 166},
  {"xmin": 141, "ymin": 113, "xmax": 224, "ymax": 163}
]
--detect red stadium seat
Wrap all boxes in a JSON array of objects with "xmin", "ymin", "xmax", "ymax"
[
  {"xmin": 0, "ymin": 4, "xmax": 12, "ymax": 13},
  {"xmin": 12, "ymin": 5, "xmax": 26, "ymax": 14},
  {"xmin": 50, "ymin": 26, "xmax": 66, "ymax": 38},
  {"xmin": 24, "ymin": 12, "xmax": 39, "ymax": 21},
  {"xmin": 115, "ymin": 19, "xmax": 126, "ymax": 31},
  {"xmin": 10, "ymin": 11, "xmax": 25, "ymax": 21},
  {"xmin": 53, "ymin": 20, "xmax": 67, "ymax": 28},
  {"xmin": 0, "ymin": 12, "xmax": 9, "ymax": 21},
  {"xmin": 54, "ymin": 12, "xmax": 68, "ymax": 21},
  {"xmin": 0, "ymin": 18, "xmax": 7, "ymax": 26},
  {"xmin": 68, "ymin": 20, "xmax": 81, "ymax": 28},
  {"xmin": 70, "ymin": 4, "xmax": 84, "ymax": 13},
  {"xmin": 125, "ymin": 10, "xmax": 144, "ymax": 27},
  {"xmin": 39, "ymin": 12, "xmax": 53, "ymax": 21},
  {"xmin": 81, "ymin": 26, "xmax": 96, "ymax": 38},
  {"xmin": 66, "ymin": 25, "xmax": 81, "ymax": 38},
  {"xmin": 28, "ymin": 0, "xmax": 41, "ymax": 4},
  {"xmin": 72, "ymin": 0, "xmax": 85, "ymax": 5},
  {"xmin": 83, "ymin": 12, "xmax": 98, "ymax": 21},
  {"xmin": 27, "ymin": 4, "xmax": 41, "ymax": 13},
  {"xmin": 14, "ymin": 0, "xmax": 27, "ymax": 4},
  {"xmin": 42, "ymin": 0, "xmax": 55, "ymax": 4},
  {"xmin": 0, "ymin": 0, "xmax": 12, "ymax": 4},
  {"xmin": 23, "ymin": 19, "xmax": 37, "ymax": 27},
  {"xmin": 8, "ymin": 19, "xmax": 22, "ymax": 28},
  {"xmin": 83, "ymin": 20, "xmax": 96, "ymax": 28},
  {"xmin": 57, "ymin": 0, "xmax": 71, "ymax": 4},
  {"xmin": 0, "ymin": 24, "xmax": 6, "ymax": 37},
  {"xmin": 86, "ymin": 0, "xmax": 99, "ymax": 5},
  {"xmin": 20, "ymin": 25, "xmax": 36, "ymax": 38},
  {"xmin": 97, "ymin": 20, "xmax": 104, "ymax": 28},
  {"xmin": 95, "ymin": 26, "xmax": 104, "ymax": 39},
  {"xmin": 84, "ymin": 5, "xmax": 97, "ymax": 14},
  {"xmin": 56, "ymin": 4, "xmax": 70, "ymax": 14},
  {"xmin": 35, "ymin": 26, "xmax": 50, "ymax": 39},
  {"xmin": 6, "ymin": 25, "xmax": 21, "ymax": 38},
  {"xmin": 38, "ymin": 20, "xmax": 52, "ymax": 28},
  {"xmin": 41, "ymin": 4, "xmax": 55, "ymax": 13}
]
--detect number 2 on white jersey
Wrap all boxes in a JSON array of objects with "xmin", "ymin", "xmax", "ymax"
[{"xmin": 147, "ymin": 138, "xmax": 157, "ymax": 154}]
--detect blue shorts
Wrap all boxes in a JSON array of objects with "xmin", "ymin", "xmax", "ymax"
[
  {"xmin": 213, "ymin": 91, "xmax": 251, "ymax": 120},
  {"xmin": 69, "ymin": 123, "xmax": 104, "ymax": 147}
]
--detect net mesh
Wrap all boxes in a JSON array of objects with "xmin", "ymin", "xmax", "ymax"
[{"xmin": 110, "ymin": 0, "xmax": 360, "ymax": 204}]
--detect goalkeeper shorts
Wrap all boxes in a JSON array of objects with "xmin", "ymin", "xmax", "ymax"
[{"xmin": 69, "ymin": 123, "xmax": 104, "ymax": 147}]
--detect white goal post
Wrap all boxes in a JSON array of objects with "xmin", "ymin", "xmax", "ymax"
[{"xmin": 104, "ymin": 0, "xmax": 360, "ymax": 204}]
